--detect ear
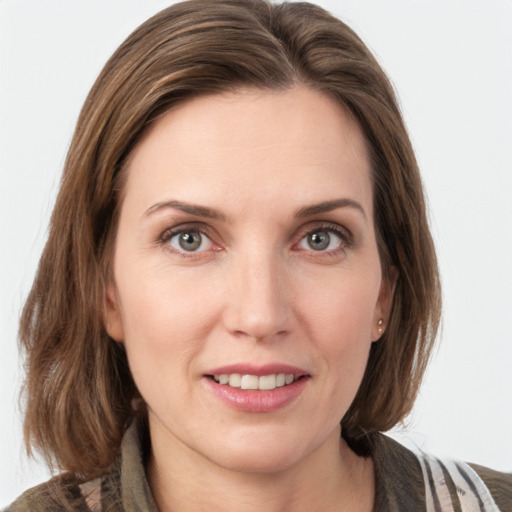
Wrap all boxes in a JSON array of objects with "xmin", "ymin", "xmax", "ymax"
[
  {"xmin": 104, "ymin": 282, "xmax": 125, "ymax": 342},
  {"xmin": 371, "ymin": 266, "xmax": 398, "ymax": 341}
]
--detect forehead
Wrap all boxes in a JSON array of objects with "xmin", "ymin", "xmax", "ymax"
[{"xmin": 123, "ymin": 85, "xmax": 373, "ymax": 217}]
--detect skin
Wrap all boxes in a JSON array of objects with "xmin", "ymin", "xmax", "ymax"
[{"xmin": 105, "ymin": 85, "xmax": 394, "ymax": 512}]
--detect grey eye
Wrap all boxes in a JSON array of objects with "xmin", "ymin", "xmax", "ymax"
[
  {"xmin": 179, "ymin": 231, "xmax": 201, "ymax": 251},
  {"xmin": 169, "ymin": 230, "xmax": 212, "ymax": 252},
  {"xmin": 298, "ymin": 229, "xmax": 344, "ymax": 252},
  {"xmin": 307, "ymin": 231, "xmax": 331, "ymax": 251}
]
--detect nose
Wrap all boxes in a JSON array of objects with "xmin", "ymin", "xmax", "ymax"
[{"xmin": 222, "ymin": 247, "xmax": 291, "ymax": 342}]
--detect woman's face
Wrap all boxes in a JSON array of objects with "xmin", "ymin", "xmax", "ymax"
[{"xmin": 106, "ymin": 86, "xmax": 393, "ymax": 473}]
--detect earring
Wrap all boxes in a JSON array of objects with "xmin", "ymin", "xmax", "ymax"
[{"xmin": 377, "ymin": 319, "xmax": 384, "ymax": 335}]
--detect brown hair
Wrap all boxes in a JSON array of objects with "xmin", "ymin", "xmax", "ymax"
[{"xmin": 20, "ymin": 0, "xmax": 441, "ymax": 477}]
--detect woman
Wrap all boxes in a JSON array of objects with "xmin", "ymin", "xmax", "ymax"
[{"xmin": 6, "ymin": 0, "xmax": 511, "ymax": 510}]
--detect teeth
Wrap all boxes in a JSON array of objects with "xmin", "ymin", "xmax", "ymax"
[
  {"xmin": 228, "ymin": 374, "xmax": 241, "ymax": 388},
  {"xmin": 213, "ymin": 373, "xmax": 297, "ymax": 390},
  {"xmin": 258, "ymin": 374, "xmax": 276, "ymax": 390},
  {"xmin": 241, "ymin": 375, "xmax": 259, "ymax": 390}
]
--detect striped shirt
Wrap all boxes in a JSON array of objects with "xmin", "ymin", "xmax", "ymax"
[{"xmin": 6, "ymin": 423, "xmax": 511, "ymax": 511}]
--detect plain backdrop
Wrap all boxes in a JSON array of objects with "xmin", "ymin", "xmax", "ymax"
[{"xmin": 1, "ymin": 0, "xmax": 511, "ymax": 506}]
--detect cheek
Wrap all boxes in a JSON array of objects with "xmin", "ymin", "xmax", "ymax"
[
  {"xmin": 114, "ymin": 263, "xmax": 220, "ymax": 389},
  {"xmin": 299, "ymin": 266, "xmax": 380, "ymax": 340},
  {"xmin": 118, "ymin": 258, "xmax": 217, "ymax": 332},
  {"xmin": 297, "ymin": 267, "xmax": 380, "ymax": 385}
]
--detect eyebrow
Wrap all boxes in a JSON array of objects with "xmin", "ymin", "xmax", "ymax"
[
  {"xmin": 295, "ymin": 198, "xmax": 366, "ymax": 219},
  {"xmin": 144, "ymin": 200, "xmax": 228, "ymax": 221},
  {"xmin": 144, "ymin": 197, "xmax": 366, "ymax": 222}
]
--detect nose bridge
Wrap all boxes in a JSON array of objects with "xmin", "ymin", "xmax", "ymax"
[{"xmin": 224, "ymin": 242, "xmax": 289, "ymax": 341}]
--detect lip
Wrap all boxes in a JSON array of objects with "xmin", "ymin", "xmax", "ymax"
[
  {"xmin": 205, "ymin": 363, "xmax": 309, "ymax": 378},
  {"xmin": 202, "ymin": 363, "xmax": 310, "ymax": 413}
]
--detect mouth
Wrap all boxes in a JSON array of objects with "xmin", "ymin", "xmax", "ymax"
[
  {"xmin": 208, "ymin": 373, "xmax": 304, "ymax": 391},
  {"xmin": 203, "ymin": 365, "xmax": 310, "ymax": 412}
]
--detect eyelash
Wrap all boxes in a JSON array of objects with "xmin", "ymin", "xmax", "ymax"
[
  {"xmin": 296, "ymin": 223, "xmax": 354, "ymax": 257},
  {"xmin": 158, "ymin": 222, "xmax": 353, "ymax": 258},
  {"xmin": 158, "ymin": 223, "xmax": 219, "ymax": 259}
]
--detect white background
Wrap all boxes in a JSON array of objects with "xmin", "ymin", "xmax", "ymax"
[{"xmin": 1, "ymin": 0, "xmax": 511, "ymax": 506}]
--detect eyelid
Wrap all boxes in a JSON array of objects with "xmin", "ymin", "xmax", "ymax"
[
  {"xmin": 158, "ymin": 222, "xmax": 221, "ymax": 255},
  {"xmin": 156, "ymin": 220, "xmax": 354, "ymax": 257},
  {"xmin": 293, "ymin": 221, "xmax": 354, "ymax": 252}
]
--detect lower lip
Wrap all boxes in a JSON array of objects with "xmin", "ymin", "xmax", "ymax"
[{"xmin": 203, "ymin": 377, "xmax": 309, "ymax": 413}]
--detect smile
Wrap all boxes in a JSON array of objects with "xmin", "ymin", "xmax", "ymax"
[
  {"xmin": 212, "ymin": 373, "xmax": 296, "ymax": 390},
  {"xmin": 205, "ymin": 371, "xmax": 309, "ymax": 412}
]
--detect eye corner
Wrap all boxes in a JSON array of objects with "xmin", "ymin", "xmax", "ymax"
[
  {"xmin": 157, "ymin": 222, "xmax": 222, "ymax": 259},
  {"xmin": 293, "ymin": 222, "xmax": 354, "ymax": 257}
]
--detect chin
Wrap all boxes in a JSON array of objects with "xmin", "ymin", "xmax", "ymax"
[
  {"xmin": 197, "ymin": 427, "xmax": 323, "ymax": 475},
  {"xmin": 208, "ymin": 444, "xmax": 303, "ymax": 475}
]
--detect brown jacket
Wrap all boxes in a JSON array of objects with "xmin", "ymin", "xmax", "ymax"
[{"xmin": 6, "ymin": 423, "xmax": 511, "ymax": 511}]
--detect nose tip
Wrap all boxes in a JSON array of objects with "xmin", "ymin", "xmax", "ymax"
[
  {"xmin": 230, "ymin": 305, "xmax": 288, "ymax": 342},
  {"xmin": 223, "ymin": 255, "xmax": 291, "ymax": 342}
]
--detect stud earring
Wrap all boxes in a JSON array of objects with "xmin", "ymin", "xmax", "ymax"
[{"xmin": 377, "ymin": 319, "xmax": 384, "ymax": 335}]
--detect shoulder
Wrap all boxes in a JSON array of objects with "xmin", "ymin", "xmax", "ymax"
[
  {"xmin": 371, "ymin": 432, "xmax": 426, "ymax": 510},
  {"xmin": 4, "ymin": 470, "xmax": 123, "ymax": 512},
  {"xmin": 371, "ymin": 433, "xmax": 512, "ymax": 511},
  {"xmin": 4, "ymin": 474, "xmax": 91, "ymax": 512},
  {"xmin": 5, "ymin": 421, "xmax": 145, "ymax": 512},
  {"xmin": 469, "ymin": 463, "xmax": 512, "ymax": 512},
  {"xmin": 5, "ymin": 471, "xmax": 125, "ymax": 512}
]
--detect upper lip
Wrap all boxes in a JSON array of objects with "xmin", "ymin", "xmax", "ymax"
[{"xmin": 204, "ymin": 363, "xmax": 310, "ymax": 378}]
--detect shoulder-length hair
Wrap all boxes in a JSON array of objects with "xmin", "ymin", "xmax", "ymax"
[{"xmin": 20, "ymin": 0, "xmax": 441, "ymax": 477}]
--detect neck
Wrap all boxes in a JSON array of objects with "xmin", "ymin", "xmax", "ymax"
[{"xmin": 147, "ymin": 423, "xmax": 374, "ymax": 512}]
